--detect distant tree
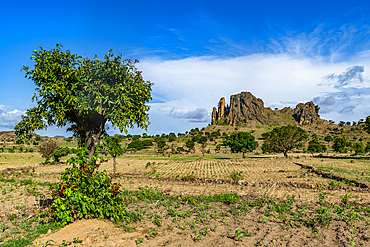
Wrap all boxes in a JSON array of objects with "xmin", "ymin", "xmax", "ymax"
[
  {"xmin": 307, "ymin": 138, "xmax": 327, "ymax": 153},
  {"xmin": 366, "ymin": 142, "xmax": 370, "ymax": 153},
  {"xmin": 332, "ymin": 136, "xmax": 348, "ymax": 153},
  {"xmin": 262, "ymin": 125, "xmax": 308, "ymax": 157},
  {"xmin": 156, "ymin": 137, "xmax": 166, "ymax": 155},
  {"xmin": 142, "ymin": 139, "xmax": 153, "ymax": 147},
  {"xmin": 345, "ymin": 121, "xmax": 351, "ymax": 126},
  {"xmin": 176, "ymin": 146, "xmax": 185, "ymax": 154},
  {"xmin": 226, "ymin": 131, "xmax": 258, "ymax": 158},
  {"xmin": 324, "ymin": 135, "xmax": 333, "ymax": 142},
  {"xmin": 363, "ymin": 116, "xmax": 370, "ymax": 133},
  {"xmin": 185, "ymin": 140, "xmax": 195, "ymax": 153},
  {"xmin": 352, "ymin": 121, "xmax": 357, "ymax": 126},
  {"xmin": 105, "ymin": 136, "xmax": 124, "ymax": 174},
  {"xmin": 132, "ymin": 135, "xmax": 141, "ymax": 141},
  {"xmin": 38, "ymin": 141, "xmax": 58, "ymax": 163},
  {"xmin": 352, "ymin": 141, "xmax": 366, "ymax": 155},
  {"xmin": 127, "ymin": 140, "xmax": 144, "ymax": 151},
  {"xmin": 53, "ymin": 147, "xmax": 70, "ymax": 163},
  {"xmin": 167, "ymin": 136, "xmax": 176, "ymax": 142},
  {"xmin": 329, "ymin": 120, "xmax": 335, "ymax": 124},
  {"xmin": 215, "ymin": 144, "xmax": 221, "ymax": 153}
]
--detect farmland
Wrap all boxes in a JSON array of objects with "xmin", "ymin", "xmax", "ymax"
[{"xmin": 1, "ymin": 125, "xmax": 370, "ymax": 246}]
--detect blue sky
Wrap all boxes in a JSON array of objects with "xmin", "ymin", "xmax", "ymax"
[{"xmin": 1, "ymin": 0, "xmax": 370, "ymax": 137}]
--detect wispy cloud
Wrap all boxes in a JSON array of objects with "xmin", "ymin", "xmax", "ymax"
[
  {"xmin": 322, "ymin": 65, "xmax": 364, "ymax": 88},
  {"xmin": 169, "ymin": 108, "xmax": 210, "ymax": 122},
  {"xmin": 339, "ymin": 106, "xmax": 356, "ymax": 115}
]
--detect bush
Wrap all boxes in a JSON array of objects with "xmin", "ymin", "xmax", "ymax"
[
  {"xmin": 352, "ymin": 141, "xmax": 366, "ymax": 155},
  {"xmin": 324, "ymin": 135, "xmax": 333, "ymax": 142},
  {"xmin": 53, "ymin": 147, "xmax": 70, "ymax": 162},
  {"xmin": 307, "ymin": 139, "xmax": 327, "ymax": 153},
  {"xmin": 50, "ymin": 147, "xmax": 128, "ymax": 226},
  {"xmin": 332, "ymin": 136, "xmax": 348, "ymax": 153},
  {"xmin": 127, "ymin": 140, "xmax": 144, "ymax": 151},
  {"xmin": 38, "ymin": 141, "xmax": 58, "ymax": 162}
]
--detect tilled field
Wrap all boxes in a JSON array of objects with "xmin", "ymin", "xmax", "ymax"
[{"xmin": 1, "ymin": 155, "xmax": 370, "ymax": 246}]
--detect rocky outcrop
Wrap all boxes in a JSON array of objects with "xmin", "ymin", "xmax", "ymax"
[
  {"xmin": 293, "ymin": 102, "xmax": 318, "ymax": 125},
  {"xmin": 212, "ymin": 92, "xmax": 320, "ymax": 126}
]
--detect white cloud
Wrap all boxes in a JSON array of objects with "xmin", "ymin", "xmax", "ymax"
[
  {"xmin": 0, "ymin": 105, "xmax": 24, "ymax": 128},
  {"xmin": 135, "ymin": 51, "xmax": 370, "ymax": 133}
]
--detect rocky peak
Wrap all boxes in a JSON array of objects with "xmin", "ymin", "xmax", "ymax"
[{"xmin": 211, "ymin": 92, "xmax": 320, "ymax": 126}]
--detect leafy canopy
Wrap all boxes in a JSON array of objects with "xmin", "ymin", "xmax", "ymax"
[
  {"xmin": 15, "ymin": 44, "xmax": 152, "ymax": 157},
  {"xmin": 226, "ymin": 131, "xmax": 258, "ymax": 158},
  {"xmin": 262, "ymin": 125, "xmax": 308, "ymax": 157}
]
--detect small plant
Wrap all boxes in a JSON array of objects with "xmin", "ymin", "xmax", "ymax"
[
  {"xmin": 229, "ymin": 171, "xmax": 243, "ymax": 184},
  {"xmin": 136, "ymin": 237, "xmax": 144, "ymax": 244}
]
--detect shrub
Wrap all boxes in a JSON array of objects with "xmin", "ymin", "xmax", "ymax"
[
  {"xmin": 352, "ymin": 141, "xmax": 366, "ymax": 155},
  {"xmin": 307, "ymin": 139, "xmax": 327, "ymax": 153},
  {"xmin": 332, "ymin": 136, "xmax": 348, "ymax": 153},
  {"xmin": 50, "ymin": 147, "xmax": 128, "ymax": 226},
  {"xmin": 127, "ymin": 140, "xmax": 144, "ymax": 151},
  {"xmin": 38, "ymin": 141, "xmax": 58, "ymax": 162},
  {"xmin": 53, "ymin": 147, "xmax": 70, "ymax": 162}
]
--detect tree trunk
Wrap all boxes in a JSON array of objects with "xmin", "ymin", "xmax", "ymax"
[
  {"xmin": 283, "ymin": 151, "xmax": 288, "ymax": 158},
  {"xmin": 83, "ymin": 113, "xmax": 107, "ymax": 160},
  {"xmin": 113, "ymin": 156, "xmax": 116, "ymax": 174},
  {"xmin": 242, "ymin": 152, "xmax": 245, "ymax": 158}
]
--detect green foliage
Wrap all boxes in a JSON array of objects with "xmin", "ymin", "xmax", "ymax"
[
  {"xmin": 105, "ymin": 136, "xmax": 124, "ymax": 157},
  {"xmin": 262, "ymin": 125, "xmax": 308, "ymax": 157},
  {"xmin": 352, "ymin": 141, "xmax": 366, "ymax": 155},
  {"xmin": 38, "ymin": 141, "xmax": 58, "ymax": 162},
  {"xmin": 307, "ymin": 138, "xmax": 327, "ymax": 153},
  {"xmin": 127, "ymin": 140, "xmax": 144, "ymax": 151},
  {"xmin": 324, "ymin": 135, "xmax": 333, "ymax": 142},
  {"xmin": 226, "ymin": 131, "xmax": 258, "ymax": 158},
  {"xmin": 229, "ymin": 171, "xmax": 243, "ymax": 184},
  {"xmin": 15, "ymin": 44, "xmax": 152, "ymax": 158},
  {"xmin": 53, "ymin": 147, "xmax": 70, "ymax": 162},
  {"xmin": 364, "ymin": 115, "xmax": 370, "ymax": 133},
  {"xmin": 185, "ymin": 140, "xmax": 195, "ymax": 151},
  {"xmin": 50, "ymin": 147, "xmax": 128, "ymax": 226},
  {"xmin": 155, "ymin": 137, "xmax": 167, "ymax": 155},
  {"xmin": 332, "ymin": 136, "xmax": 349, "ymax": 153}
]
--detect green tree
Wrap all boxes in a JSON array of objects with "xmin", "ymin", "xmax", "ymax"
[
  {"xmin": 352, "ymin": 141, "xmax": 366, "ymax": 155},
  {"xmin": 324, "ymin": 135, "xmax": 333, "ymax": 142},
  {"xmin": 156, "ymin": 137, "xmax": 166, "ymax": 155},
  {"xmin": 226, "ymin": 131, "xmax": 258, "ymax": 158},
  {"xmin": 53, "ymin": 147, "xmax": 70, "ymax": 163},
  {"xmin": 14, "ymin": 44, "xmax": 152, "ymax": 159},
  {"xmin": 105, "ymin": 136, "xmax": 124, "ymax": 174},
  {"xmin": 262, "ymin": 125, "xmax": 308, "ymax": 157},
  {"xmin": 185, "ymin": 139, "xmax": 195, "ymax": 153},
  {"xmin": 307, "ymin": 138, "xmax": 327, "ymax": 153},
  {"xmin": 364, "ymin": 116, "xmax": 370, "ymax": 133},
  {"xmin": 332, "ymin": 136, "xmax": 348, "ymax": 153}
]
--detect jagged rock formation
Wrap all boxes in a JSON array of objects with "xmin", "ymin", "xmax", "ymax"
[{"xmin": 212, "ymin": 92, "xmax": 320, "ymax": 126}]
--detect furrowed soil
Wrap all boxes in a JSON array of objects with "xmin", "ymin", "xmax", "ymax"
[{"xmin": 1, "ymin": 152, "xmax": 370, "ymax": 246}]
